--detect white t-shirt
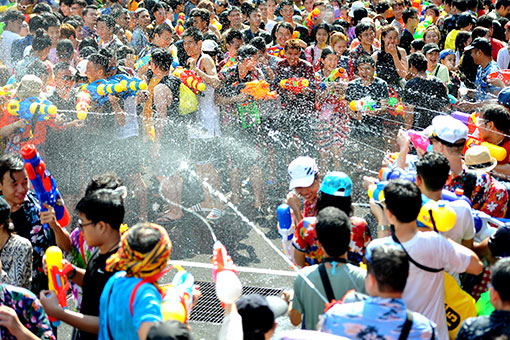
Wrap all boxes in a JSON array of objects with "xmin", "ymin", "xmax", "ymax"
[
  {"xmin": 367, "ymin": 231, "xmax": 471, "ymax": 340},
  {"xmin": 497, "ymin": 46, "xmax": 510, "ymax": 70},
  {"xmin": 0, "ymin": 30, "xmax": 20, "ymax": 71},
  {"xmin": 441, "ymin": 200, "xmax": 475, "ymax": 245}
]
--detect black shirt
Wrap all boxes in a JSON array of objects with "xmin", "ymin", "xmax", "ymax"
[
  {"xmin": 241, "ymin": 28, "xmax": 272, "ymax": 45},
  {"xmin": 399, "ymin": 29, "xmax": 413, "ymax": 55},
  {"xmin": 79, "ymin": 247, "xmax": 118, "ymax": 340}
]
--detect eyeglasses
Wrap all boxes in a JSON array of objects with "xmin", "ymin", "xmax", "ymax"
[{"xmin": 78, "ymin": 219, "xmax": 95, "ymax": 230}]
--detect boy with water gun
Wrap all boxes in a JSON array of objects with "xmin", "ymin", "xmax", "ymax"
[{"xmin": 40, "ymin": 189, "xmax": 124, "ymax": 340}]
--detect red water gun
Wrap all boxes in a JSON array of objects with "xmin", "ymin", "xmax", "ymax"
[
  {"xmin": 387, "ymin": 88, "xmax": 405, "ymax": 117},
  {"xmin": 304, "ymin": 8, "xmax": 320, "ymax": 30},
  {"xmin": 173, "ymin": 67, "xmax": 206, "ymax": 94},
  {"xmin": 279, "ymin": 78, "xmax": 310, "ymax": 95},
  {"xmin": 175, "ymin": 13, "xmax": 185, "ymax": 36},
  {"xmin": 212, "ymin": 241, "xmax": 242, "ymax": 304},
  {"xmin": 20, "ymin": 144, "xmax": 71, "ymax": 229},
  {"xmin": 45, "ymin": 246, "xmax": 74, "ymax": 326},
  {"xmin": 239, "ymin": 80, "xmax": 278, "ymax": 100}
]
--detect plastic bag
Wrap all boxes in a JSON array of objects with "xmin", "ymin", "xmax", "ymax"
[{"xmin": 178, "ymin": 83, "xmax": 198, "ymax": 116}]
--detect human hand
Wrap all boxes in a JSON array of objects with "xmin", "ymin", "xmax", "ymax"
[
  {"xmin": 369, "ymin": 198, "xmax": 388, "ymax": 225},
  {"xmin": 0, "ymin": 305, "xmax": 25, "ymax": 338},
  {"xmin": 282, "ymin": 290, "xmax": 294, "ymax": 303},
  {"xmin": 13, "ymin": 119, "xmax": 28, "ymax": 129},
  {"xmin": 40, "ymin": 204, "xmax": 59, "ymax": 230},
  {"xmin": 396, "ymin": 129, "xmax": 410, "ymax": 153},
  {"xmin": 39, "ymin": 290, "xmax": 62, "ymax": 318},
  {"xmin": 192, "ymin": 284, "xmax": 202, "ymax": 308},
  {"xmin": 362, "ymin": 176, "xmax": 378, "ymax": 191},
  {"xmin": 286, "ymin": 191, "xmax": 301, "ymax": 214}
]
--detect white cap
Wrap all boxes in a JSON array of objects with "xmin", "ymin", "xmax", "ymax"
[
  {"xmin": 349, "ymin": 1, "xmax": 365, "ymax": 17},
  {"xmin": 76, "ymin": 59, "xmax": 88, "ymax": 77},
  {"xmin": 425, "ymin": 115, "xmax": 468, "ymax": 145},
  {"xmin": 202, "ymin": 39, "xmax": 219, "ymax": 53},
  {"xmin": 288, "ymin": 156, "xmax": 318, "ymax": 190}
]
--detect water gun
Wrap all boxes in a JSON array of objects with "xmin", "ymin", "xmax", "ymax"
[
  {"xmin": 413, "ymin": 16, "xmax": 433, "ymax": 39},
  {"xmin": 304, "ymin": 8, "xmax": 320, "ymax": 30},
  {"xmin": 0, "ymin": 84, "xmax": 14, "ymax": 96},
  {"xmin": 108, "ymin": 74, "xmax": 148, "ymax": 98},
  {"xmin": 97, "ymin": 79, "xmax": 125, "ymax": 97},
  {"xmin": 82, "ymin": 79, "xmax": 109, "ymax": 104},
  {"xmin": 276, "ymin": 204, "xmax": 296, "ymax": 263},
  {"xmin": 76, "ymin": 90, "xmax": 91, "ymax": 120},
  {"xmin": 173, "ymin": 67, "xmax": 206, "ymax": 94},
  {"xmin": 381, "ymin": 167, "xmax": 416, "ymax": 182},
  {"xmin": 441, "ymin": 188, "xmax": 472, "ymax": 207},
  {"xmin": 292, "ymin": 31, "xmax": 300, "ymax": 39},
  {"xmin": 45, "ymin": 246, "xmax": 74, "ymax": 326},
  {"xmin": 279, "ymin": 78, "xmax": 309, "ymax": 95},
  {"xmin": 349, "ymin": 98, "xmax": 377, "ymax": 112},
  {"xmin": 451, "ymin": 111, "xmax": 479, "ymax": 134},
  {"xmin": 319, "ymin": 68, "xmax": 346, "ymax": 90},
  {"xmin": 0, "ymin": 2, "xmax": 16, "ymax": 12},
  {"xmin": 135, "ymin": 54, "xmax": 151, "ymax": 71},
  {"xmin": 175, "ymin": 13, "xmax": 185, "ymax": 36},
  {"xmin": 464, "ymin": 136, "xmax": 507, "ymax": 162},
  {"xmin": 412, "ymin": 0, "xmax": 422, "ymax": 13},
  {"xmin": 20, "ymin": 144, "xmax": 71, "ymax": 229},
  {"xmin": 388, "ymin": 97, "xmax": 405, "ymax": 117},
  {"xmin": 417, "ymin": 199, "xmax": 456, "ymax": 232},
  {"xmin": 267, "ymin": 45, "xmax": 284, "ymax": 58},
  {"xmin": 161, "ymin": 265, "xmax": 194, "ymax": 323},
  {"xmin": 368, "ymin": 181, "xmax": 388, "ymax": 202},
  {"xmin": 487, "ymin": 69, "xmax": 510, "ymax": 85},
  {"xmin": 408, "ymin": 129, "xmax": 432, "ymax": 153},
  {"xmin": 212, "ymin": 241, "xmax": 242, "ymax": 304},
  {"xmin": 239, "ymin": 80, "xmax": 277, "ymax": 100},
  {"xmin": 7, "ymin": 97, "xmax": 57, "ymax": 133}
]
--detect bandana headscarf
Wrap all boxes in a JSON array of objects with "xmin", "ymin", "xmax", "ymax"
[{"xmin": 106, "ymin": 223, "xmax": 172, "ymax": 282}]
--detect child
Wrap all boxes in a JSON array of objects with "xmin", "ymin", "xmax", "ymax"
[{"xmin": 440, "ymin": 49, "xmax": 461, "ymax": 98}]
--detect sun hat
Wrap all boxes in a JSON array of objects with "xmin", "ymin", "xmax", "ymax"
[{"xmin": 465, "ymin": 145, "xmax": 497, "ymax": 173}]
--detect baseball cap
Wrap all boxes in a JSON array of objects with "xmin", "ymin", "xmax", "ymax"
[
  {"xmin": 288, "ymin": 156, "xmax": 318, "ymax": 190},
  {"xmin": 424, "ymin": 115, "xmax": 468, "ymax": 146},
  {"xmin": 439, "ymin": 49, "xmax": 455, "ymax": 60},
  {"xmin": 236, "ymin": 294, "xmax": 279, "ymax": 336},
  {"xmin": 0, "ymin": 197, "xmax": 11, "ymax": 223},
  {"xmin": 422, "ymin": 43, "xmax": 440, "ymax": 55},
  {"xmin": 465, "ymin": 37, "xmax": 492, "ymax": 55},
  {"xmin": 319, "ymin": 172, "xmax": 352, "ymax": 197},
  {"xmin": 498, "ymin": 86, "xmax": 510, "ymax": 107},
  {"xmin": 146, "ymin": 320, "xmax": 194, "ymax": 340},
  {"xmin": 348, "ymin": 1, "xmax": 365, "ymax": 17},
  {"xmin": 202, "ymin": 40, "xmax": 219, "ymax": 53}
]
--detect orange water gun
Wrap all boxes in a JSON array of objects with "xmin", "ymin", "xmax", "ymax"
[
  {"xmin": 76, "ymin": 90, "xmax": 91, "ymax": 120},
  {"xmin": 239, "ymin": 80, "xmax": 278, "ymax": 100},
  {"xmin": 304, "ymin": 8, "xmax": 320, "ymax": 30},
  {"xmin": 173, "ymin": 67, "xmax": 206, "ymax": 94},
  {"xmin": 464, "ymin": 136, "xmax": 507, "ymax": 162},
  {"xmin": 279, "ymin": 78, "xmax": 309, "ymax": 95}
]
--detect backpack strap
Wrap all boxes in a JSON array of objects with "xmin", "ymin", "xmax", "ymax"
[
  {"xmin": 398, "ymin": 310, "xmax": 414, "ymax": 340},
  {"xmin": 391, "ymin": 226, "xmax": 444, "ymax": 273},
  {"xmin": 318, "ymin": 263, "xmax": 335, "ymax": 302},
  {"xmin": 129, "ymin": 280, "xmax": 149, "ymax": 316}
]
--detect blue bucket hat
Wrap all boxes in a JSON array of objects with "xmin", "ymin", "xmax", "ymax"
[{"xmin": 319, "ymin": 171, "xmax": 352, "ymax": 197}]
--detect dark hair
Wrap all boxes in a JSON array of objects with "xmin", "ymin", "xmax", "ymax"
[
  {"xmin": 226, "ymin": 29, "xmax": 243, "ymax": 43},
  {"xmin": 152, "ymin": 1, "xmax": 168, "ymax": 14},
  {"xmin": 472, "ymin": 26, "xmax": 490, "ymax": 40},
  {"xmin": 76, "ymin": 188, "xmax": 125, "ymax": 230},
  {"xmin": 415, "ymin": 152, "xmax": 450, "ymax": 191},
  {"xmin": 0, "ymin": 154, "xmax": 24, "ymax": 184},
  {"xmin": 85, "ymin": 172, "xmax": 124, "ymax": 196},
  {"xmin": 496, "ymin": 0, "xmax": 510, "ymax": 9},
  {"xmin": 79, "ymin": 36, "xmax": 98, "ymax": 52},
  {"xmin": 97, "ymin": 14, "xmax": 116, "ymax": 29},
  {"xmin": 408, "ymin": 52, "xmax": 428, "ymax": 72},
  {"xmin": 246, "ymin": 4, "xmax": 259, "ymax": 18},
  {"xmin": 168, "ymin": 0, "xmax": 184, "ymax": 11},
  {"xmin": 83, "ymin": 5, "xmax": 97, "ymax": 17},
  {"xmin": 316, "ymin": 191, "xmax": 353, "ymax": 216},
  {"xmin": 279, "ymin": 0, "xmax": 294, "ymax": 8},
  {"xmin": 425, "ymin": 4, "xmax": 440, "ymax": 16},
  {"xmin": 250, "ymin": 36, "xmax": 266, "ymax": 52},
  {"xmin": 319, "ymin": 46, "xmax": 337, "ymax": 61},
  {"xmin": 127, "ymin": 222, "xmax": 162, "ymax": 253},
  {"xmin": 315, "ymin": 207, "xmax": 352, "ymax": 257},
  {"xmin": 452, "ymin": 0, "xmax": 469, "ymax": 11},
  {"xmin": 154, "ymin": 22, "xmax": 173, "ymax": 36},
  {"xmin": 56, "ymin": 39, "xmax": 74, "ymax": 59},
  {"xmin": 190, "ymin": 8, "xmax": 210, "ymax": 25},
  {"xmin": 41, "ymin": 13, "xmax": 61, "ymax": 29},
  {"xmin": 410, "ymin": 38, "xmax": 425, "ymax": 52},
  {"xmin": 33, "ymin": 29, "xmax": 52, "ymax": 51},
  {"xmin": 312, "ymin": 23, "xmax": 331, "ymax": 45},
  {"xmin": 28, "ymin": 16, "xmax": 48, "ymax": 33},
  {"xmin": 33, "ymin": 3, "xmax": 53, "ymax": 14},
  {"xmin": 376, "ymin": 0, "xmax": 391, "ymax": 14},
  {"xmin": 116, "ymin": 45, "xmax": 135, "ymax": 60},
  {"xmin": 182, "ymin": 27, "xmax": 204, "ymax": 42},
  {"xmin": 357, "ymin": 55, "xmax": 375, "ymax": 67},
  {"xmin": 237, "ymin": 44, "xmax": 258, "ymax": 61},
  {"xmin": 491, "ymin": 257, "xmax": 510, "ymax": 302},
  {"xmin": 275, "ymin": 21, "xmax": 293, "ymax": 36},
  {"xmin": 26, "ymin": 60, "xmax": 48, "ymax": 79},
  {"xmin": 481, "ymin": 104, "xmax": 510, "ymax": 134},
  {"xmin": 111, "ymin": 6, "xmax": 127, "ymax": 19},
  {"xmin": 151, "ymin": 48, "xmax": 173, "ymax": 71},
  {"xmin": 53, "ymin": 61, "xmax": 73, "ymax": 74},
  {"xmin": 476, "ymin": 14, "xmax": 493, "ymax": 29},
  {"xmin": 79, "ymin": 46, "xmax": 97, "ymax": 59},
  {"xmin": 367, "ymin": 244, "xmax": 409, "ymax": 293},
  {"xmin": 402, "ymin": 7, "xmax": 418, "ymax": 24},
  {"xmin": 455, "ymin": 31, "xmax": 471, "ymax": 53},
  {"xmin": 355, "ymin": 22, "xmax": 374, "ymax": 39},
  {"xmin": 88, "ymin": 53, "xmax": 109, "ymax": 74},
  {"xmin": 384, "ymin": 180, "xmax": 422, "ymax": 223},
  {"xmin": 1, "ymin": 10, "xmax": 24, "ymax": 24}
]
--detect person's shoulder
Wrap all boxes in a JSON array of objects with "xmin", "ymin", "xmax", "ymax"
[
  {"xmin": 11, "ymin": 233, "xmax": 32, "ymax": 248},
  {"xmin": 325, "ymin": 299, "xmax": 365, "ymax": 317},
  {"xmin": 2, "ymin": 282, "xmax": 38, "ymax": 301},
  {"xmin": 345, "ymin": 263, "xmax": 367, "ymax": 277},
  {"xmin": 411, "ymin": 310, "xmax": 437, "ymax": 334}
]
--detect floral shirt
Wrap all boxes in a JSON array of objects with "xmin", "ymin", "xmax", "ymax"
[
  {"xmin": 445, "ymin": 169, "xmax": 508, "ymax": 218},
  {"xmin": 292, "ymin": 216, "xmax": 372, "ymax": 266},
  {"xmin": 0, "ymin": 234, "xmax": 33, "ymax": 289},
  {"xmin": 0, "ymin": 283, "xmax": 55, "ymax": 340},
  {"xmin": 475, "ymin": 60, "xmax": 500, "ymax": 101},
  {"xmin": 320, "ymin": 295, "xmax": 437, "ymax": 339},
  {"xmin": 66, "ymin": 228, "xmax": 95, "ymax": 310}
]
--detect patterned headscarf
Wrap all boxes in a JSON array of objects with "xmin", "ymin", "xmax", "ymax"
[{"xmin": 106, "ymin": 223, "xmax": 172, "ymax": 281}]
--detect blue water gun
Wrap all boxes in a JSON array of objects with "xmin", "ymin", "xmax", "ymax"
[
  {"xmin": 7, "ymin": 97, "xmax": 57, "ymax": 132},
  {"xmin": 108, "ymin": 74, "xmax": 148, "ymax": 98},
  {"xmin": 82, "ymin": 79, "xmax": 109, "ymax": 105},
  {"xmin": 20, "ymin": 144, "xmax": 71, "ymax": 230},
  {"xmin": 161, "ymin": 265, "xmax": 195, "ymax": 322},
  {"xmin": 277, "ymin": 204, "xmax": 296, "ymax": 263}
]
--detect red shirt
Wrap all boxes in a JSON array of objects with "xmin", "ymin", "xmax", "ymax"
[
  {"xmin": 498, "ymin": 136, "xmax": 510, "ymax": 165},
  {"xmin": 491, "ymin": 38, "xmax": 505, "ymax": 61}
]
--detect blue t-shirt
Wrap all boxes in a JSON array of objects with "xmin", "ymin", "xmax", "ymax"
[{"xmin": 98, "ymin": 272, "xmax": 162, "ymax": 340}]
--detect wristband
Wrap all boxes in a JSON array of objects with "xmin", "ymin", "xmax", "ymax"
[
  {"xmin": 68, "ymin": 266, "xmax": 77, "ymax": 279},
  {"xmin": 378, "ymin": 225, "xmax": 390, "ymax": 231}
]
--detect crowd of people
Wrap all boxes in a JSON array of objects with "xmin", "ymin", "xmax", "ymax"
[{"xmin": 1, "ymin": 0, "xmax": 510, "ymax": 338}]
